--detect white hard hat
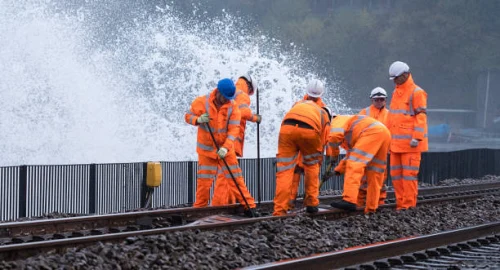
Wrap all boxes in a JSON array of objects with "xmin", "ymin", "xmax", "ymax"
[
  {"xmin": 240, "ymin": 73, "xmax": 258, "ymax": 94},
  {"xmin": 389, "ymin": 61, "xmax": 410, "ymax": 80},
  {"xmin": 370, "ymin": 87, "xmax": 387, "ymax": 99},
  {"xmin": 306, "ymin": 79, "xmax": 325, "ymax": 98}
]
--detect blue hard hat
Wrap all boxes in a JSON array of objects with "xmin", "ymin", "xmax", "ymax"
[{"xmin": 217, "ymin": 78, "xmax": 236, "ymax": 100}]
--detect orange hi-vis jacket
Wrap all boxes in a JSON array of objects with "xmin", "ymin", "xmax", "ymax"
[
  {"xmin": 387, "ymin": 74, "xmax": 428, "ymax": 153},
  {"xmin": 328, "ymin": 115, "xmax": 385, "ymax": 171},
  {"xmin": 293, "ymin": 94, "xmax": 330, "ymax": 167},
  {"xmin": 233, "ymin": 78, "xmax": 259, "ymax": 157},
  {"xmin": 283, "ymin": 100, "xmax": 331, "ymax": 148},
  {"xmin": 185, "ymin": 89, "xmax": 241, "ymax": 159},
  {"xmin": 359, "ymin": 104, "xmax": 389, "ymax": 127}
]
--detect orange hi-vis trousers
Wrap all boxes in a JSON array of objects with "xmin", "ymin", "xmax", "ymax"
[
  {"xmin": 343, "ymin": 126, "xmax": 391, "ymax": 213},
  {"xmin": 287, "ymin": 151, "xmax": 307, "ymax": 209},
  {"xmin": 390, "ymin": 152, "xmax": 421, "ymax": 210},
  {"xmin": 194, "ymin": 153, "xmax": 256, "ymax": 209},
  {"xmin": 273, "ymin": 125, "xmax": 323, "ymax": 216},
  {"xmin": 213, "ymin": 162, "xmax": 238, "ymax": 205},
  {"xmin": 288, "ymin": 165, "xmax": 304, "ymax": 209},
  {"xmin": 357, "ymin": 171, "xmax": 388, "ymax": 207}
]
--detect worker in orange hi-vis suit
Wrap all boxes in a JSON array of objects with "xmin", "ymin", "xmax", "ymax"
[
  {"xmin": 273, "ymin": 99, "xmax": 333, "ymax": 216},
  {"xmin": 359, "ymin": 87, "xmax": 390, "ymax": 126},
  {"xmin": 234, "ymin": 74, "xmax": 261, "ymax": 157},
  {"xmin": 357, "ymin": 87, "xmax": 390, "ymax": 207},
  {"xmin": 387, "ymin": 61, "xmax": 428, "ymax": 210},
  {"xmin": 288, "ymin": 79, "xmax": 330, "ymax": 210},
  {"xmin": 184, "ymin": 78, "xmax": 257, "ymax": 217},
  {"xmin": 214, "ymin": 74, "xmax": 261, "ymax": 205},
  {"xmin": 328, "ymin": 115, "xmax": 391, "ymax": 214}
]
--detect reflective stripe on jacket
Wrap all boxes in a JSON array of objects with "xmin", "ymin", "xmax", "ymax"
[
  {"xmin": 291, "ymin": 96, "xmax": 331, "ymax": 167},
  {"xmin": 328, "ymin": 115, "xmax": 387, "ymax": 172},
  {"xmin": 185, "ymin": 88, "xmax": 241, "ymax": 159},
  {"xmin": 328, "ymin": 115, "xmax": 385, "ymax": 153},
  {"xmin": 283, "ymin": 100, "xmax": 331, "ymax": 146},
  {"xmin": 359, "ymin": 104, "xmax": 389, "ymax": 127},
  {"xmin": 299, "ymin": 95, "xmax": 332, "ymax": 156},
  {"xmin": 387, "ymin": 74, "xmax": 428, "ymax": 152}
]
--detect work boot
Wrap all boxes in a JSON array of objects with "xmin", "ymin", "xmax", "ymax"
[
  {"xmin": 306, "ymin": 206, "xmax": 319, "ymax": 214},
  {"xmin": 330, "ymin": 200, "xmax": 357, "ymax": 211},
  {"xmin": 244, "ymin": 208, "xmax": 260, "ymax": 218},
  {"xmin": 364, "ymin": 210, "xmax": 376, "ymax": 216}
]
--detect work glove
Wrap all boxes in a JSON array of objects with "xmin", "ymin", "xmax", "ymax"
[
  {"xmin": 410, "ymin": 138, "xmax": 419, "ymax": 148},
  {"xmin": 196, "ymin": 113, "xmax": 210, "ymax": 124},
  {"xmin": 217, "ymin": 147, "xmax": 228, "ymax": 159},
  {"xmin": 321, "ymin": 170, "xmax": 334, "ymax": 182},
  {"xmin": 254, "ymin": 114, "xmax": 262, "ymax": 124}
]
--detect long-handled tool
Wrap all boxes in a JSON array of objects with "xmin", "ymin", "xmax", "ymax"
[
  {"xmin": 319, "ymin": 159, "xmax": 337, "ymax": 190},
  {"xmin": 256, "ymin": 85, "xmax": 261, "ymax": 205},
  {"xmin": 205, "ymin": 122, "xmax": 253, "ymax": 216}
]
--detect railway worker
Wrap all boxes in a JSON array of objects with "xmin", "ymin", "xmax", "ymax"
[
  {"xmin": 212, "ymin": 74, "xmax": 261, "ymax": 206},
  {"xmin": 387, "ymin": 61, "xmax": 428, "ymax": 210},
  {"xmin": 357, "ymin": 87, "xmax": 390, "ymax": 207},
  {"xmin": 359, "ymin": 87, "xmax": 389, "ymax": 126},
  {"xmin": 288, "ymin": 79, "xmax": 332, "ymax": 210},
  {"xmin": 328, "ymin": 115, "xmax": 391, "ymax": 214},
  {"xmin": 184, "ymin": 78, "xmax": 257, "ymax": 217},
  {"xmin": 273, "ymin": 97, "xmax": 333, "ymax": 216},
  {"xmin": 234, "ymin": 73, "xmax": 262, "ymax": 156}
]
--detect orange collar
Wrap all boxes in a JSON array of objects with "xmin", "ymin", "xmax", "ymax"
[{"xmin": 395, "ymin": 74, "xmax": 416, "ymax": 94}]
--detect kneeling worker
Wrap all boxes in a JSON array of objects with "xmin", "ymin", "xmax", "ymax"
[
  {"xmin": 327, "ymin": 115, "xmax": 391, "ymax": 213},
  {"xmin": 273, "ymin": 98, "xmax": 333, "ymax": 216}
]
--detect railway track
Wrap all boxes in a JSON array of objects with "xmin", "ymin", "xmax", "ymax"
[
  {"xmin": 2, "ymin": 182, "xmax": 499, "ymax": 239},
  {"xmin": 1, "ymin": 182, "xmax": 500, "ymax": 260},
  {"xmin": 243, "ymin": 222, "xmax": 500, "ymax": 269}
]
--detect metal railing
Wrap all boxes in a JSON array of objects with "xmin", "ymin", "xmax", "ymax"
[{"xmin": 1, "ymin": 149, "xmax": 499, "ymax": 221}]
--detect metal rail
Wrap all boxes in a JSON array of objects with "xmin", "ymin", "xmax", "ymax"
[
  {"xmin": 0, "ymin": 183, "xmax": 499, "ymax": 260},
  {"xmin": 2, "ymin": 182, "xmax": 499, "ymax": 239},
  {"xmin": 348, "ymin": 235, "xmax": 500, "ymax": 269},
  {"xmin": 243, "ymin": 223, "xmax": 500, "ymax": 270}
]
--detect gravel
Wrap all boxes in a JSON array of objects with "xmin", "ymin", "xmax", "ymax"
[
  {"xmin": 436, "ymin": 174, "xmax": 500, "ymax": 186},
  {"xmin": 2, "ymin": 195, "xmax": 500, "ymax": 269},
  {"xmin": 3, "ymin": 176, "xmax": 499, "ymax": 224},
  {"xmin": 0, "ymin": 212, "xmax": 85, "ymax": 223},
  {"xmin": 320, "ymin": 175, "xmax": 500, "ymax": 195}
]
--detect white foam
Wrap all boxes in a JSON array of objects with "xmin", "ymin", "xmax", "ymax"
[{"xmin": 0, "ymin": 1, "xmax": 350, "ymax": 166}]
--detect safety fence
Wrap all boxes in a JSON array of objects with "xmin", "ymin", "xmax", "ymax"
[{"xmin": 1, "ymin": 148, "xmax": 499, "ymax": 221}]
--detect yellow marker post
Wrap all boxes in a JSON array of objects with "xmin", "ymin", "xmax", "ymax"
[
  {"xmin": 146, "ymin": 161, "xmax": 162, "ymax": 187},
  {"xmin": 142, "ymin": 162, "xmax": 162, "ymax": 209}
]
